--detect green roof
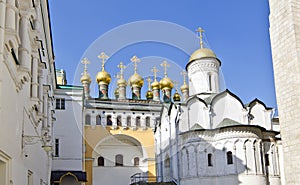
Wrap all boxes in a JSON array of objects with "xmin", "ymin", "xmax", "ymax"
[
  {"xmin": 190, "ymin": 123, "xmax": 204, "ymax": 130},
  {"xmin": 57, "ymin": 85, "xmax": 83, "ymax": 90},
  {"xmin": 216, "ymin": 118, "xmax": 242, "ymax": 128}
]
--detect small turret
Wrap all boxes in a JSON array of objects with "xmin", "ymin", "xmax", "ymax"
[
  {"xmin": 128, "ymin": 55, "xmax": 144, "ymax": 100},
  {"xmin": 80, "ymin": 58, "xmax": 92, "ymax": 99},
  {"xmin": 96, "ymin": 52, "xmax": 111, "ymax": 99},
  {"xmin": 160, "ymin": 61, "xmax": 173, "ymax": 103}
]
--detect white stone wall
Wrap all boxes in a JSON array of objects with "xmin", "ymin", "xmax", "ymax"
[
  {"xmin": 269, "ymin": 0, "xmax": 300, "ymax": 184},
  {"xmin": 0, "ymin": 1, "xmax": 55, "ymax": 185}
]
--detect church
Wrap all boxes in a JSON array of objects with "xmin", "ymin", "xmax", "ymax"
[{"xmin": 51, "ymin": 28, "xmax": 283, "ymax": 185}]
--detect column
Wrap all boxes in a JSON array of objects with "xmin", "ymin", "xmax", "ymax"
[
  {"xmin": 31, "ymin": 55, "xmax": 39, "ymax": 99},
  {"xmin": 19, "ymin": 11, "xmax": 31, "ymax": 71},
  {"xmin": 0, "ymin": 0, "xmax": 6, "ymax": 57}
]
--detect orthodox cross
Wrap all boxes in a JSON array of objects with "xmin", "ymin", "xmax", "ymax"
[
  {"xmin": 173, "ymin": 80, "xmax": 179, "ymax": 91},
  {"xmin": 98, "ymin": 52, "xmax": 109, "ymax": 71},
  {"xmin": 151, "ymin": 66, "xmax": 159, "ymax": 81},
  {"xmin": 117, "ymin": 61, "xmax": 126, "ymax": 79},
  {"xmin": 196, "ymin": 27, "xmax": 205, "ymax": 48},
  {"xmin": 131, "ymin": 55, "xmax": 140, "ymax": 73},
  {"xmin": 81, "ymin": 57, "xmax": 90, "ymax": 75},
  {"xmin": 180, "ymin": 70, "xmax": 188, "ymax": 85},
  {"xmin": 160, "ymin": 60, "xmax": 170, "ymax": 77},
  {"xmin": 147, "ymin": 77, "xmax": 152, "ymax": 90}
]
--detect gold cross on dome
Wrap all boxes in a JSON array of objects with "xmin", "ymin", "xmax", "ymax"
[
  {"xmin": 180, "ymin": 70, "xmax": 188, "ymax": 84},
  {"xmin": 160, "ymin": 60, "xmax": 170, "ymax": 77},
  {"xmin": 151, "ymin": 66, "xmax": 159, "ymax": 81},
  {"xmin": 98, "ymin": 52, "xmax": 109, "ymax": 71},
  {"xmin": 130, "ymin": 55, "xmax": 140, "ymax": 73},
  {"xmin": 196, "ymin": 27, "xmax": 205, "ymax": 48},
  {"xmin": 117, "ymin": 61, "xmax": 126, "ymax": 79},
  {"xmin": 147, "ymin": 76, "xmax": 152, "ymax": 90},
  {"xmin": 81, "ymin": 57, "xmax": 90, "ymax": 75}
]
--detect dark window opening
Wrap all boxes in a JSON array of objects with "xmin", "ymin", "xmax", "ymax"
[
  {"xmin": 127, "ymin": 116, "xmax": 131, "ymax": 127},
  {"xmin": 208, "ymin": 153, "xmax": 213, "ymax": 166},
  {"xmin": 11, "ymin": 48, "xmax": 20, "ymax": 65},
  {"xmin": 265, "ymin": 154, "xmax": 270, "ymax": 166},
  {"xmin": 98, "ymin": 156, "xmax": 104, "ymax": 166},
  {"xmin": 115, "ymin": 154, "xmax": 123, "ymax": 166},
  {"xmin": 96, "ymin": 115, "xmax": 101, "ymax": 125},
  {"xmin": 227, "ymin": 151, "xmax": 233, "ymax": 165},
  {"xmin": 85, "ymin": 114, "xmax": 91, "ymax": 125},
  {"xmin": 107, "ymin": 115, "xmax": 112, "ymax": 126},
  {"xmin": 54, "ymin": 139, "xmax": 59, "ymax": 157},
  {"xmin": 55, "ymin": 98, "xmax": 65, "ymax": 110},
  {"xmin": 136, "ymin": 116, "xmax": 141, "ymax": 127},
  {"xmin": 134, "ymin": 157, "xmax": 139, "ymax": 166},
  {"xmin": 146, "ymin": 117, "xmax": 150, "ymax": 127},
  {"xmin": 117, "ymin": 116, "xmax": 122, "ymax": 126}
]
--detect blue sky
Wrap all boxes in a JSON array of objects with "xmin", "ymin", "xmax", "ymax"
[{"xmin": 49, "ymin": 0, "xmax": 276, "ymax": 109}]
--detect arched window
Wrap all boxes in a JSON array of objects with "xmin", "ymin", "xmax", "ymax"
[
  {"xmin": 136, "ymin": 116, "xmax": 141, "ymax": 127},
  {"xmin": 208, "ymin": 153, "xmax": 213, "ymax": 166},
  {"xmin": 115, "ymin": 154, "xmax": 123, "ymax": 166},
  {"xmin": 117, "ymin": 115, "xmax": 122, "ymax": 126},
  {"xmin": 98, "ymin": 156, "xmax": 104, "ymax": 166},
  {"xmin": 107, "ymin": 115, "xmax": 112, "ymax": 126},
  {"xmin": 134, "ymin": 157, "xmax": 139, "ymax": 166},
  {"xmin": 85, "ymin": 114, "xmax": 91, "ymax": 125},
  {"xmin": 96, "ymin": 115, "xmax": 101, "ymax": 125},
  {"xmin": 227, "ymin": 151, "xmax": 233, "ymax": 165},
  {"xmin": 146, "ymin": 117, "xmax": 150, "ymax": 127},
  {"xmin": 127, "ymin": 116, "xmax": 131, "ymax": 127}
]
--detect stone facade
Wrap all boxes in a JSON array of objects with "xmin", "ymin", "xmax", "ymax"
[
  {"xmin": 0, "ymin": 0, "xmax": 56, "ymax": 184},
  {"xmin": 269, "ymin": 0, "xmax": 300, "ymax": 184}
]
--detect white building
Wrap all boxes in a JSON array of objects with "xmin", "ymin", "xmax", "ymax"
[
  {"xmin": 155, "ymin": 44, "xmax": 283, "ymax": 185},
  {"xmin": 0, "ymin": 0, "xmax": 56, "ymax": 185}
]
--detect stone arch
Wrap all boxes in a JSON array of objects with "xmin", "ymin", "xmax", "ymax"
[{"xmin": 59, "ymin": 172, "xmax": 80, "ymax": 185}]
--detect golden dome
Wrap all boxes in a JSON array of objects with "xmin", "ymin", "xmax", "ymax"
[
  {"xmin": 160, "ymin": 77, "xmax": 174, "ymax": 89},
  {"xmin": 189, "ymin": 48, "xmax": 217, "ymax": 62},
  {"xmin": 80, "ymin": 74, "xmax": 91, "ymax": 84},
  {"xmin": 117, "ymin": 78, "xmax": 127, "ymax": 86},
  {"xmin": 96, "ymin": 70, "xmax": 111, "ymax": 84},
  {"xmin": 151, "ymin": 80, "xmax": 160, "ymax": 90},
  {"xmin": 114, "ymin": 88, "xmax": 119, "ymax": 96},
  {"xmin": 128, "ymin": 73, "xmax": 144, "ymax": 87},
  {"xmin": 173, "ymin": 92, "xmax": 181, "ymax": 102},
  {"xmin": 180, "ymin": 83, "xmax": 189, "ymax": 92},
  {"xmin": 146, "ymin": 90, "xmax": 153, "ymax": 99}
]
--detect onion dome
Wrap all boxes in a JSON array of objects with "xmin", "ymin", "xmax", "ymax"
[
  {"xmin": 96, "ymin": 70, "xmax": 111, "ymax": 84},
  {"xmin": 173, "ymin": 91, "xmax": 181, "ymax": 102},
  {"xmin": 129, "ymin": 55, "xmax": 144, "ymax": 87},
  {"xmin": 80, "ymin": 58, "xmax": 92, "ymax": 84},
  {"xmin": 114, "ymin": 88, "xmax": 119, "ymax": 96},
  {"xmin": 160, "ymin": 77, "xmax": 174, "ymax": 89},
  {"xmin": 146, "ymin": 90, "xmax": 153, "ymax": 99},
  {"xmin": 117, "ymin": 61, "xmax": 127, "ymax": 86},
  {"xmin": 80, "ymin": 74, "xmax": 91, "ymax": 84},
  {"xmin": 117, "ymin": 78, "xmax": 126, "ymax": 86},
  {"xmin": 180, "ymin": 83, "xmax": 189, "ymax": 92},
  {"xmin": 189, "ymin": 48, "xmax": 217, "ymax": 63},
  {"xmin": 129, "ymin": 73, "xmax": 144, "ymax": 87},
  {"xmin": 96, "ymin": 52, "xmax": 111, "ymax": 84},
  {"xmin": 160, "ymin": 61, "xmax": 174, "ymax": 89},
  {"xmin": 151, "ymin": 80, "xmax": 160, "ymax": 90}
]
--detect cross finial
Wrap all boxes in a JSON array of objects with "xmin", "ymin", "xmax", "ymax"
[
  {"xmin": 180, "ymin": 70, "xmax": 188, "ymax": 84},
  {"xmin": 117, "ymin": 61, "xmax": 126, "ymax": 79},
  {"xmin": 151, "ymin": 66, "xmax": 159, "ymax": 81},
  {"xmin": 130, "ymin": 55, "xmax": 141, "ymax": 73},
  {"xmin": 97, "ymin": 52, "xmax": 109, "ymax": 71},
  {"xmin": 147, "ymin": 76, "xmax": 152, "ymax": 90},
  {"xmin": 160, "ymin": 60, "xmax": 170, "ymax": 77},
  {"xmin": 81, "ymin": 57, "xmax": 90, "ymax": 75},
  {"xmin": 173, "ymin": 80, "xmax": 179, "ymax": 91},
  {"xmin": 196, "ymin": 27, "xmax": 205, "ymax": 48}
]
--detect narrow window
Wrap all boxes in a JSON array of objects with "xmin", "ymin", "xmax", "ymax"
[
  {"xmin": 127, "ymin": 116, "xmax": 131, "ymax": 127},
  {"xmin": 265, "ymin": 154, "xmax": 270, "ymax": 166},
  {"xmin": 164, "ymin": 156, "xmax": 170, "ymax": 168},
  {"xmin": 208, "ymin": 74, "xmax": 212, "ymax": 91},
  {"xmin": 117, "ymin": 115, "xmax": 122, "ymax": 126},
  {"xmin": 107, "ymin": 115, "xmax": 112, "ymax": 126},
  {"xmin": 134, "ymin": 157, "xmax": 139, "ymax": 166},
  {"xmin": 54, "ymin": 139, "xmax": 59, "ymax": 157},
  {"xmin": 146, "ymin": 117, "xmax": 150, "ymax": 127},
  {"xmin": 85, "ymin": 114, "xmax": 91, "ymax": 125},
  {"xmin": 98, "ymin": 156, "xmax": 104, "ymax": 166},
  {"xmin": 96, "ymin": 115, "xmax": 101, "ymax": 125},
  {"xmin": 227, "ymin": 151, "xmax": 233, "ymax": 165},
  {"xmin": 115, "ymin": 154, "xmax": 123, "ymax": 166},
  {"xmin": 208, "ymin": 153, "xmax": 213, "ymax": 166},
  {"xmin": 136, "ymin": 116, "xmax": 141, "ymax": 127},
  {"xmin": 28, "ymin": 170, "xmax": 33, "ymax": 185}
]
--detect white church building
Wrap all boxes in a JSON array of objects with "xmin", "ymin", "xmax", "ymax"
[{"xmin": 154, "ymin": 38, "xmax": 283, "ymax": 185}]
